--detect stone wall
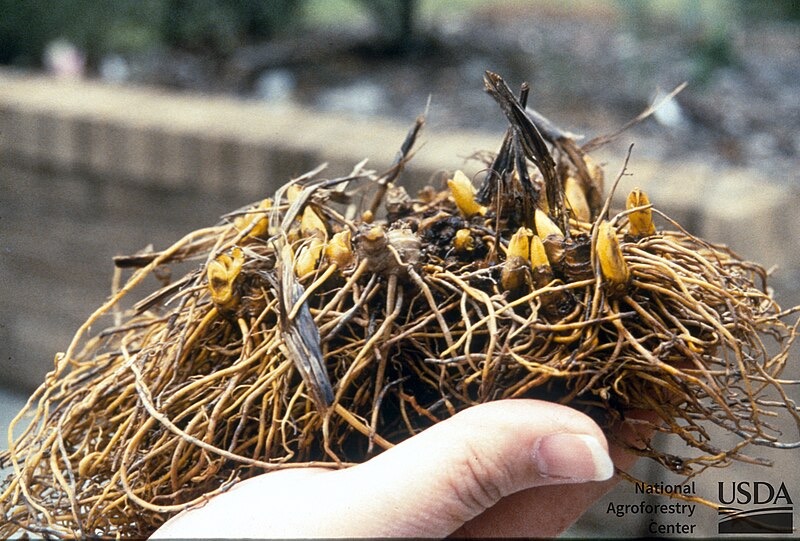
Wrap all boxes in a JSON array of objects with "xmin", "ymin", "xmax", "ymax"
[{"xmin": 1, "ymin": 68, "xmax": 798, "ymax": 391}]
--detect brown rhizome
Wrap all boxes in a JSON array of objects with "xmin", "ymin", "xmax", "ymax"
[{"xmin": 1, "ymin": 72, "xmax": 798, "ymax": 538}]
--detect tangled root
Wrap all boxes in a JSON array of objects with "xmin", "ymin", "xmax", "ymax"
[{"xmin": 2, "ymin": 72, "xmax": 798, "ymax": 538}]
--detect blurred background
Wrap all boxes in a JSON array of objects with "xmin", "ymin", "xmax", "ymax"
[{"xmin": 1, "ymin": 0, "xmax": 798, "ymax": 536}]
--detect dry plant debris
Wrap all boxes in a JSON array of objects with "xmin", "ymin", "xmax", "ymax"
[{"xmin": 2, "ymin": 71, "xmax": 799, "ymax": 538}]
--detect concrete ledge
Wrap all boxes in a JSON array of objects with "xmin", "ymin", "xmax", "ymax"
[{"xmin": 0, "ymin": 69, "xmax": 500, "ymax": 192}]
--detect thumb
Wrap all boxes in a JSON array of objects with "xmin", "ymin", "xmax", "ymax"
[
  {"xmin": 152, "ymin": 399, "xmax": 615, "ymax": 539},
  {"xmin": 345, "ymin": 398, "xmax": 615, "ymax": 537}
]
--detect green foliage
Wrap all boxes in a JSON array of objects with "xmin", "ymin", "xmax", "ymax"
[
  {"xmin": 0, "ymin": 0, "xmax": 303, "ymax": 66},
  {"xmin": 0, "ymin": 1, "xmax": 159, "ymax": 65},
  {"xmin": 0, "ymin": 0, "xmax": 429, "ymax": 67},
  {"xmin": 356, "ymin": 0, "xmax": 417, "ymax": 53},
  {"xmin": 618, "ymin": 0, "xmax": 740, "ymax": 85},
  {"xmin": 739, "ymin": 0, "xmax": 800, "ymax": 21},
  {"xmin": 0, "ymin": 1, "xmax": 56, "ymax": 65},
  {"xmin": 162, "ymin": 0, "xmax": 303, "ymax": 53}
]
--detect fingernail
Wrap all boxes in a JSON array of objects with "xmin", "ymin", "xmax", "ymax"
[{"xmin": 533, "ymin": 433, "xmax": 615, "ymax": 482}]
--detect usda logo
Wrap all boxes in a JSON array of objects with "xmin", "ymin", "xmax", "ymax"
[{"xmin": 718, "ymin": 481, "xmax": 794, "ymax": 534}]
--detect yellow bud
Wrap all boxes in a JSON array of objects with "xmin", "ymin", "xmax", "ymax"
[
  {"xmin": 584, "ymin": 154, "xmax": 604, "ymax": 188},
  {"xmin": 234, "ymin": 198, "xmax": 271, "ymax": 239},
  {"xmin": 207, "ymin": 247, "xmax": 245, "ymax": 310},
  {"xmin": 286, "ymin": 185, "xmax": 302, "ymax": 203},
  {"xmin": 596, "ymin": 221, "xmax": 629, "ymax": 291},
  {"xmin": 501, "ymin": 227, "xmax": 533, "ymax": 291},
  {"xmin": 300, "ymin": 206, "xmax": 327, "ymax": 237},
  {"xmin": 364, "ymin": 225, "xmax": 385, "ymax": 242},
  {"xmin": 362, "ymin": 209, "xmax": 374, "ymax": 223},
  {"xmin": 448, "ymin": 170, "xmax": 486, "ymax": 218},
  {"xmin": 295, "ymin": 237, "xmax": 325, "ymax": 277},
  {"xmin": 564, "ymin": 177, "xmax": 591, "ymax": 222},
  {"xmin": 626, "ymin": 188, "xmax": 656, "ymax": 237},
  {"xmin": 534, "ymin": 209, "xmax": 564, "ymax": 239},
  {"xmin": 454, "ymin": 228, "xmax": 475, "ymax": 252},
  {"xmin": 507, "ymin": 227, "xmax": 533, "ymax": 261},
  {"xmin": 529, "ymin": 234, "xmax": 550, "ymax": 268},
  {"xmin": 325, "ymin": 230, "xmax": 353, "ymax": 267}
]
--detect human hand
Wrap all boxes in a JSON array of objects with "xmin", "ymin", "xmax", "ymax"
[{"xmin": 151, "ymin": 399, "xmax": 643, "ymax": 538}]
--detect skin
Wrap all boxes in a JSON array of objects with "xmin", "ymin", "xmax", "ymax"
[{"xmin": 151, "ymin": 399, "xmax": 651, "ymax": 539}]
